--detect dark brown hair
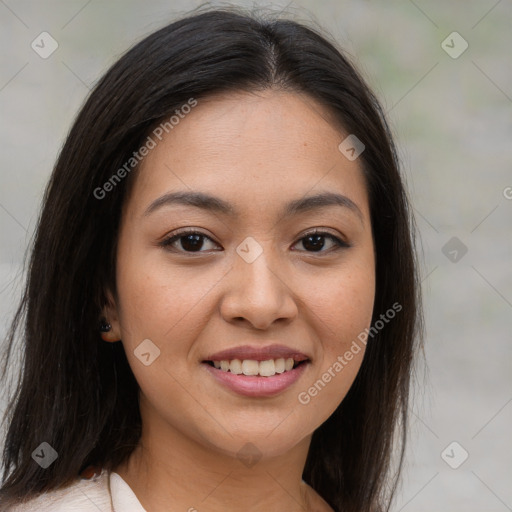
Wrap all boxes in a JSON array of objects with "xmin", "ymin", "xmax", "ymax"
[{"xmin": 0, "ymin": 6, "xmax": 422, "ymax": 511}]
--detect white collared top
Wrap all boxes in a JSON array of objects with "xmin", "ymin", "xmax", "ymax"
[{"xmin": 2, "ymin": 469, "xmax": 146, "ymax": 512}]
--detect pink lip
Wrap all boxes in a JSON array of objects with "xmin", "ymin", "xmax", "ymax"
[
  {"xmin": 202, "ymin": 361, "xmax": 309, "ymax": 398},
  {"xmin": 204, "ymin": 344, "xmax": 310, "ymax": 363}
]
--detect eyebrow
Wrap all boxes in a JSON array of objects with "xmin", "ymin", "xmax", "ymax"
[{"xmin": 143, "ymin": 190, "xmax": 363, "ymax": 222}]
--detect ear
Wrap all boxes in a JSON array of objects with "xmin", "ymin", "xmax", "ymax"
[{"xmin": 100, "ymin": 288, "xmax": 122, "ymax": 343}]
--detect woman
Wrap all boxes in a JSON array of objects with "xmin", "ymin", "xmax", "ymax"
[{"xmin": 0, "ymin": 6, "xmax": 422, "ymax": 512}]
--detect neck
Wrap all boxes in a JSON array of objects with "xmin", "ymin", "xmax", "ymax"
[{"xmin": 115, "ymin": 404, "xmax": 314, "ymax": 511}]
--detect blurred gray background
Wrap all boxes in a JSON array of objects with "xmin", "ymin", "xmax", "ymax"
[{"xmin": 1, "ymin": 1, "xmax": 511, "ymax": 510}]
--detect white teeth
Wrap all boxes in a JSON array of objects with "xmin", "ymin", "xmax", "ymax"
[
  {"xmin": 211, "ymin": 357, "xmax": 303, "ymax": 376},
  {"xmin": 230, "ymin": 359, "xmax": 243, "ymax": 374},
  {"xmin": 259, "ymin": 359, "xmax": 275, "ymax": 377},
  {"xmin": 242, "ymin": 360, "xmax": 259, "ymax": 376},
  {"xmin": 274, "ymin": 358, "xmax": 285, "ymax": 373}
]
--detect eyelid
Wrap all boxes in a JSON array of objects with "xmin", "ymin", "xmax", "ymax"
[
  {"xmin": 161, "ymin": 227, "xmax": 213, "ymax": 240},
  {"xmin": 159, "ymin": 227, "xmax": 220, "ymax": 249},
  {"xmin": 299, "ymin": 228, "xmax": 350, "ymax": 247}
]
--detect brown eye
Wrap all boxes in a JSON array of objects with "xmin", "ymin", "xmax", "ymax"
[
  {"xmin": 293, "ymin": 230, "xmax": 349, "ymax": 253},
  {"xmin": 160, "ymin": 230, "xmax": 220, "ymax": 253},
  {"xmin": 159, "ymin": 228, "xmax": 349, "ymax": 255}
]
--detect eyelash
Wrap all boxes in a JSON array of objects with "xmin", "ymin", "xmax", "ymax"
[{"xmin": 159, "ymin": 228, "xmax": 350, "ymax": 254}]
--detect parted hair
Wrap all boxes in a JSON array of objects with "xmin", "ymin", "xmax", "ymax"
[{"xmin": 0, "ymin": 6, "xmax": 422, "ymax": 511}]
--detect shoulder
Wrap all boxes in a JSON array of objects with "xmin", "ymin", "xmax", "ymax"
[{"xmin": 3, "ymin": 468, "xmax": 112, "ymax": 512}]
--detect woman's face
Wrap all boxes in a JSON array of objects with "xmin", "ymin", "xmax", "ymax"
[{"xmin": 108, "ymin": 89, "xmax": 375, "ymax": 459}]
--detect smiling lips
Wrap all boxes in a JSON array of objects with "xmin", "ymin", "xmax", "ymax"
[{"xmin": 202, "ymin": 344, "xmax": 310, "ymax": 397}]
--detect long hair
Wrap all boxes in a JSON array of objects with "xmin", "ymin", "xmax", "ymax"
[{"xmin": 0, "ymin": 7, "xmax": 422, "ymax": 511}]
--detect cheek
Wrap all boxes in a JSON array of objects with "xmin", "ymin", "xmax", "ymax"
[
  {"xmin": 295, "ymin": 258, "xmax": 375, "ymax": 416},
  {"xmin": 115, "ymin": 244, "xmax": 215, "ymax": 345},
  {"xmin": 305, "ymin": 260, "xmax": 375, "ymax": 344}
]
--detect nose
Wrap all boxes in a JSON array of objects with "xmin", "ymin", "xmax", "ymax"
[{"xmin": 219, "ymin": 247, "xmax": 298, "ymax": 330}]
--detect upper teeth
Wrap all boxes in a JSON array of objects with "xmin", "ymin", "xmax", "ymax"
[{"xmin": 212, "ymin": 358, "xmax": 296, "ymax": 377}]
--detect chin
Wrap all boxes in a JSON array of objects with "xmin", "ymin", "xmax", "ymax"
[{"xmin": 205, "ymin": 422, "xmax": 313, "ymax": 462}]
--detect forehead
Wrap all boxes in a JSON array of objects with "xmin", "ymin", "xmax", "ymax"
[{"xmin": 124, "ymin": 89, "xmax": 370, "ymax": 222}]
